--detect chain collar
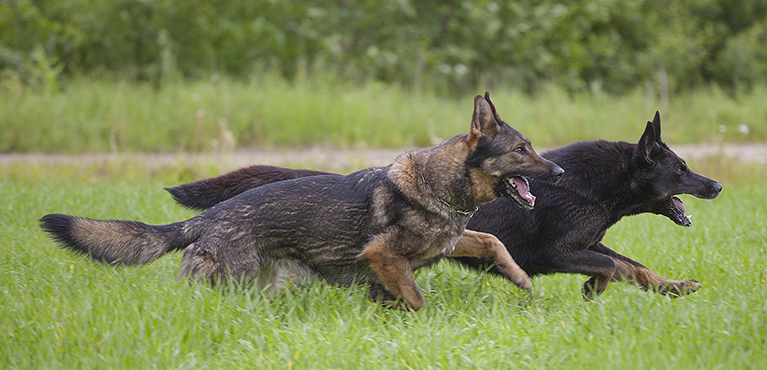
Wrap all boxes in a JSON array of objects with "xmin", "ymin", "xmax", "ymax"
[{"xmin": 420, "ymin": 171, "xmax": 478, "ymax": 217}]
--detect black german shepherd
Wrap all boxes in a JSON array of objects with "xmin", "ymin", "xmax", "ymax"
[
  {"xmin": 167, "ymin": 112, "xmax": 722, "ymax": 298},
  {"xmin": 40, "ymin": 93, "xmax": 564, "ymax": 310}
]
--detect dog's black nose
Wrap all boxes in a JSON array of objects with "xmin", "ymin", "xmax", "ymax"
[
  {"xmin": 551, "ymin": 164, "xmax": 565, "ymax": 179},
  {"xmin": 710, "ymin": 181, "xmax": 723, "ymax": 194}
]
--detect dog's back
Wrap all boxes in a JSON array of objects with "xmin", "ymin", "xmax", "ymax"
[
  {"xmin": 178, "ymin": 168, "xmax": 392, "ymax": 286},
  {"xmin": 167, "ymin": 165, "xmax": 332, "ymax": 211},
  {"xmin": 43, "ymin": 159, "xmax": 471, "ymax": 290}
]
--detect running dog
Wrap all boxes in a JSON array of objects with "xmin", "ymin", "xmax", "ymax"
[{"xmin": 41, "ymin": 92, "xmax": 564, "ymax": 310}]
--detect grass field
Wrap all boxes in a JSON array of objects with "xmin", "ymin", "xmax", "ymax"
[
  {"xmin": 2, "ymin": 159, "xmax": 766, "ymax": 369},
  {"xmin": 2, "ymin": 76, "xmax": 766, "ymax": 153}
]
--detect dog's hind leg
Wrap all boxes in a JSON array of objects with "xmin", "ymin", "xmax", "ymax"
[
  {"xmin": 589, "ymin": 243, "xmax": 701, "ymax": 296},
  {"xmin": 179, "ymin": 242, "xmax": 222, "ymax": 287},
  {"xmin": 449, "ymin": 230, "xmax": 531, "ymax": 291},
  {"xmin": 362, "ymin": 235, "xmax": 424, "ymax": 311},
  {"xmin": 178, "ymin": 240, "xmax": 266, "ymax": 289},
  {"xmin": 257, "ymin": 259, "xmax": 313, "ymax": 295}
]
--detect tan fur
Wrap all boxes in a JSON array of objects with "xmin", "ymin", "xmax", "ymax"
[
  {"xmin": 467, "ymin": 168, "xmax": 502, "ymax": 205},
  {"xmin": 362, "ymin": 234, "xmax": 424, "ymax": 310},
  {"xmin": 370, "ymin": 186, "xmax": 393, "ymax": 229},
  {"xmin": 72, "ymin": 220, "xmax": 163, "ymax": 264},
  {"xmin": 449, "ymin": 230, "xmax": 531, "ymax": 290},
  {"xmin": 611, "ymin": 259, "xmax": 701, "ymax": 295},
  {"xmin": 387, "ymin": 153, "xmax": 420, "ymax": 199}
]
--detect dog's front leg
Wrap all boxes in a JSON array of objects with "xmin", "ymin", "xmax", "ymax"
[
  {"xmin": 449, "ymin": 230, "xmax": 532, "ymax": 291},
  {"xmin": 589, "ymin": 242, "xmax": 701, "ymax": 296},
  {"xmin": 362, "ymin": 235, "xmax": 425, "ymax": 311},
  {"xmin": 547, "ymin": 250, "xmax": 617, "ymax": 299}
]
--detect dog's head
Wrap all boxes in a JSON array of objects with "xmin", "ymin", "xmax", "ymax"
[
  {"xmin": 631, "ymin": 112, "xmax": 722, "ymax": 227},
  {"xmin": 466, "ymin": 92, "xmax": 564, "ymax": 210}
]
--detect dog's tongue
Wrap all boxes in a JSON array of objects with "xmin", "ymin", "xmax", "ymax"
[
  {"xmin": 513, "ymin": 177, "xmax": 535, "ymax": 205},
  {"xmin": 672, "ymin": 196, "xmax": 686, "ymax": 213}
]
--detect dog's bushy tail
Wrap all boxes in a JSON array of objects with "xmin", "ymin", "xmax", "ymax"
[
  {"xmin": 40, "ymin": 214, "xmax": 200, "ymax": 265},
  {"xmin": 166, "ymin": 165, "xmax": 333, "ymax": 211}
]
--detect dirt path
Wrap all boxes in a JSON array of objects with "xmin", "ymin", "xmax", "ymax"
[{"xmin": 2, "ymin": 143, "xmax": 766, "ymax": 172}]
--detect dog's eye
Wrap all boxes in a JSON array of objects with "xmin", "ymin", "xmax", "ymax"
[
  {"xmin": 514, "ymin": 147, "xmax": 526, "ymax": 154},
  {"xmin": 677, "ymin": 165, "xmax": 686, "ymax": 174}
]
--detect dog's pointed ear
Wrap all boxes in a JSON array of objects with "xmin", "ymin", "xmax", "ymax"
[
  {"xmin": 484, "ymin": 91, "xmax": 504, "ymax": 126},
  {"xmin": 652, "ymin": 111, "xmax": 662, "ymax": 143},
  {"xmin": 635, "ymin": 120, "xmax": 657, "ymax": 165},
  {"xmin": 468, "ymin": 93, "xmax": 497, "ymax": 145}
]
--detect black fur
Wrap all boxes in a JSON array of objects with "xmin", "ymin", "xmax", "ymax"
[
  {"xmin": 39, "ymin": 214, "xmax": 82, "ymax": 253},
  {"xmin": 458, "ymin": 113, "xmax": 722, "ymax": 297},
  {"xmin": 166, "ymin": 166, "xmax": 331, "ymax": 211}
]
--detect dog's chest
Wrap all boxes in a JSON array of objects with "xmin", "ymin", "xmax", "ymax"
[{"xmin": 412, "ymin": 222, "xmax": 465, "ymax": 262}]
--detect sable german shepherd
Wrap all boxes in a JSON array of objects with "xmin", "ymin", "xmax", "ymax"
[
  {"xmin": 40, "ymin": 93, "xmax": 564, "ymax": 310},
  {"xmin": 167, "ymin": 112, "xmax": 722, "ymax": 299}
]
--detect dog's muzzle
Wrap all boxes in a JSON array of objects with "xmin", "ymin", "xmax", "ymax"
[{"xmin": 502, "ymin": 176, "xmax": 535, "ymax": 210}]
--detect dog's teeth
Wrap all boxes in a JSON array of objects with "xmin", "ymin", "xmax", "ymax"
[{"xmin": 687, "ymin": 214, "xmax": 692, "ymax": 219}]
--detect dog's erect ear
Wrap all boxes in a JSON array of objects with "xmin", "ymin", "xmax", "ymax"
[
  {"xmin": 484, "ymin": 91, "xmax": 504, "ymax": 126},
  {"xmin": 469, "ymin": 93, "xmax": 497, "ymax": 144},
  {"xmin": 635, "ymin": 120, "xmax": 657, "ymax": 165},
  {"xmin": 652, "ymin": 111, "xmax": 662, "ymax": 143}
]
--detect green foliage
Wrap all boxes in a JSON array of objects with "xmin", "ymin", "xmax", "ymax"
[
  {"xmin": 1, "ymin": 164, "xmax": 766, "ymax": 368},
  {"xmin": 1, "ymin": 0, "xmax": 766, "ymax": 94}
]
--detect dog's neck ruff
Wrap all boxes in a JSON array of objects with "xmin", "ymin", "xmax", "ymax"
[{"xmin": 420, "ymin": 171, "xmax": 478, "ymax": 217}]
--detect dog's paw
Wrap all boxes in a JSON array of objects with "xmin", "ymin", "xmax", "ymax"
[
  {"xmin": 655, "ymin": 278, "xmax": 702, "ymax": 297},
  {"xmin": 681, "ymin": 278, "xmax": 702, "ymax": 293},
  {"xmin": 514, "ymin": 273, "xmax": 532, "ymax": 292},
  {"xmin": 581, "ymin": 277, "xmax": 598, "ymax": 301},
  {"xmin": 367, "ymin": 284, "xmax": 423, "ymax": 310},
  {"xmin": 497, "ymin": 262, "xmax": 532, "ymax": 291},
  {"xmin": 367, "ymin": 284, "xmax": 398, "ymax": 303},
  {"xmin": 663, "ymin": 278, "xmax": 702, "ymax": 297}
]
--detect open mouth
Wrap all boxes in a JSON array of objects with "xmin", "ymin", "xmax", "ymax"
[
  {"xmin": 667, "ymin": 196, "xmax": 692, "ymax": 227},
  {"xmin": 502, "ymin": 176, "xmax": 535, "ymax": 210}
]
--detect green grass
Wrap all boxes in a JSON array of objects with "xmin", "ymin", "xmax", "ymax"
[
  {"xmin": 2, "ymin": 75, "xmax": 766, "ymax": 153},
  {"xmin": 2, "ymin": 161, "xmax": 766, "ymax": 369}
]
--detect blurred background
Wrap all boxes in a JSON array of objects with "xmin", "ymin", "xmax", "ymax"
[{"xmin": 1, "ymin": 0, "xmax": 766, "ymax": 154}]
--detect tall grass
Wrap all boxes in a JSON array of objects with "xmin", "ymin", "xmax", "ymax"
[
  {"xmin": 2, "ymin": 75, "xmax": 765, "ymax": 153},
  {"xmin": 2, "ymin": 161, "xmax": 766, "ymax": 369}
]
